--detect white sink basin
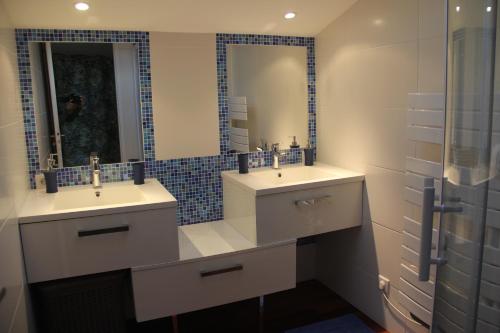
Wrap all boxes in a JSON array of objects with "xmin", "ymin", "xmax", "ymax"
[
  {"xmin": 19, "ymin": 179, "xmax": 177, "ymax": 223},
  {"xmin": 247, "ymin": 166, "xmax": 336, "ymax": 186},
  {"xmin": 222, "ymin": 163, "xmax": 364, "ymax": 196},
  {"xmin": 53, "ymin": 185, "xmax": 145, "ymax": 211}
]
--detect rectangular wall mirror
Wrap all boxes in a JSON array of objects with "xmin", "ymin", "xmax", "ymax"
[
  {"xmin": 227, "ymin": 44, "xmax": 308, "ymax": 152},
  {"xmin": 29, "ymin": 41, "xmax": 144, "ymax": 168}
]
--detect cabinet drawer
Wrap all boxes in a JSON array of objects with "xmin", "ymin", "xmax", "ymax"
[
  {"xmin": 256, "ymin": 182, "xmax": 362, "ymax": 244},
  {"xmin": 21, "ymin": 208, "xmax": 179, "ymax": 283},
  {"xmin": 131, "ymin": 241, "xmax": 296, "ymax": 322}
]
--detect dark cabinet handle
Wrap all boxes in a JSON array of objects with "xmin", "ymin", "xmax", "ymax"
[
  {"xmin": 0, "ymin": 287, "xmax": 6, "ymax": 304},
  {"xmin": 78, "ymin": 225, "xmax": 129, "ymax": 237},
  {"xmin": 200, "ymin": 264, "xmax": 243, "ymax": 277}
]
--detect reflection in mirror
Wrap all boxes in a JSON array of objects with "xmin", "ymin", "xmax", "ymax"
[
  {"xmin": 227, "ymin": 44, "xmax": 308, "ymax": 153},
  {"xmin": 29, "ymin": 42, "xmax": 143, "ymax": 168}
]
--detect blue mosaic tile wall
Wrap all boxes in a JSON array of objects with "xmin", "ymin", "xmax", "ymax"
[
  {"xmin": 15, "ymin": 30, "xmax": 316, "ymax": 225},
  {"xmin": 153, "ymin": 157, "xmax": 223, "ymax": 224}
]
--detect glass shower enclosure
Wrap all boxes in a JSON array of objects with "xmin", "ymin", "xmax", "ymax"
[{"xmin": 422, "ymin": 0, "xmax": 500, "ymax": 332}]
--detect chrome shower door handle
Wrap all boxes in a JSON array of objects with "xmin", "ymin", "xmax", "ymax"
[
  {"xmin": 419, "ymin": 184, "xmax": 436, "ymax": 281},
  {"xmin": 418, "ymin": 178, "xmax": 462, "ymax": 281}
]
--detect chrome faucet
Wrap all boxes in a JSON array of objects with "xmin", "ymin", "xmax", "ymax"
[
  {"xmin": 89, "ymin": 152, "xmax": 102, "ymax": 188},
  {"xmin": 271, "ymin": 143, "xmax": 285, "ymax": 169}
]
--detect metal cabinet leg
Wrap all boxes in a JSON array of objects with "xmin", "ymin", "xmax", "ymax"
[
  {"xmin": 172, "ymin": 315, "xmax": 179, "ymax": 333},
  {"xmin": 259, "ymin": 295, "xmax": 265, "ymax": 333}
]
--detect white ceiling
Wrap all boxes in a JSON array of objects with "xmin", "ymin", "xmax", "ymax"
[{"xmin": 1, "ymin": 0, "xmax": 357, "ymax": 36}]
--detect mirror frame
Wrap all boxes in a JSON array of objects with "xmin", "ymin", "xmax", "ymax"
[
  {"xmin": 15, "ymin": 29, "xmax": 154, "ymax": 187},
  {"xmin": 215, "ymin": 34, "xmax": 316, "ymax": 157}
]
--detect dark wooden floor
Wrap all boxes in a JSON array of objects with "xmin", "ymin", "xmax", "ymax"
[{"xmin": 130, "ymin": 280, "xmax": 388, "ymax": 333}]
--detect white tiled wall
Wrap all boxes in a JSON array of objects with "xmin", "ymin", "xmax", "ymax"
[
  {"xmin": 316, "ymin": 1, "xmax": 446, "ymax": 332},
  {"xmin": 0, "ymin": 2, "xmax": 32, "ymax": 332}
]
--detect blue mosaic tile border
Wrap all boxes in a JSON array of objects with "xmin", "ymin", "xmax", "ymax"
[
  {"xmin": 15, "ymin": 29, "xmax": 155, "ymax": 188},
  {"xmin": 215, "ymin": 33, "xmax": 316, "ymax": 161}
]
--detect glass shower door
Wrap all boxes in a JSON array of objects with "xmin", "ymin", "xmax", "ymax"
[{"xmin": 428, "ymin": 0, "xmax": 500, "ymax": 332}]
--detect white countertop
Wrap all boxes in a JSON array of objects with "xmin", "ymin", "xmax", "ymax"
[
  {"xmin": 178, "ymin": 220, "xmax": 256, "ymax": 260},
  {"xmin": 132, "ymin": 219, "xmax": 296, "ymax": 271},
  {"xmin": 222, "ymin": 163, "xmax": 364, "ymax": 196},
  {"xmin": 19, "ymin": 179, "xmax": 177, "ymax": 224}
]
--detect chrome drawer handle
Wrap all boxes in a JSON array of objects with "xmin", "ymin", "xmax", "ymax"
[
  {"xmin": 78, "ymin": 225, "xmax": 129, "ymax": 237},
  {"xmin": 294, "ymin": 195, "xmax": 331, "ymax": 207},
  {"xmin": 200, "ymin": 264, "xmax": 243, "ymax": 278},
  {"xmin": 0, "ymin": 286, "xmax": 6, "ymax": 304}
]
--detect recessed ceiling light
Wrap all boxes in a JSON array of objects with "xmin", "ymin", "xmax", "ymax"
[
  {"xmin": 455, "ymin": 5, "xmax": 461, "ymax": 12},
  {"xmin": 74, "ymin": 2, "xmax": 90, "ymax": 11},
  {"xmin": 284, "ymin": 12, "xmax": 296, "ymax": 20},
  {"xmin": 487, "ymin": 6, "xmax": 492, "ymax": 12}
]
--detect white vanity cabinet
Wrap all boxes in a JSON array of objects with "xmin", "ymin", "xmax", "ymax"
[
  {"xmin": 223, "ymin": 164, "xmax": 364, "ymax": 245},
  {"xmin": 18, "ymin": 179, "xmax": 179, "ymax": 283},
  {"xmin": 17, "ymin": 167, "xmax": 364, "ymax": 323}
]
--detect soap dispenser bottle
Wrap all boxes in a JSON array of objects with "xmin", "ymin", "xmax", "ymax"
[
  {"xmin": 289, "ymin": 136, "xmax": 300, "ymax": 149},
  {"xmin": 43, "ymin": 154, "xmax": 58, "ymax": 193}
]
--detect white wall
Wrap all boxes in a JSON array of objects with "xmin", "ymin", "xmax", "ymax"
[
  {"xmin": 0, "ymin": 1, "xmax": 32, "ymax": 332},
  {"xmin": 315, "ymin": 1, "xmax": 445, "ymax": 332},
  {"xmin": 150, "ymin": 32, "xmax": 220, "ymax": 160},
  {"xmin": 227, "ymin": 45, "xmax": 308, "ymax": 150}
]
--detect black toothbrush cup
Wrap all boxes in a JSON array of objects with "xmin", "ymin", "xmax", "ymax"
[
  {"xmin": 43, "ymin": 170, "xmax": 58, "ymax": 193},
  {"xmin": 130, "ymin": 159, "xmax": 145, "ymax": 185},
  {"xmin": 43, "ymin": 154, "xmax": 58, "ymax": 193},
  {"xmin": 238, "ymin": 153, "xmax": 249, "ymax": 174},
  {"xmin": 304, "ymin": 147, "xmax": 314, "ymax": 166}
]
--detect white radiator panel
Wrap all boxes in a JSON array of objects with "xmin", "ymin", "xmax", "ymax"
[
  {"xmin": 435, "ymin": 297, "xmax": 466, "ymax": 329},
  {"xmin": 408, "ymin": 93, "xmax": 445, "ymax": 111},
  {"xmin": 407, "ymin": 110, "xmax": 445, "ymax": 127},
  {"xmin": 483, "ymin": 245, "xmax": 500, "ymax": 267},
  {"xmin": 400, "ymin": 278, "xmax": 434, "ymax": 309},
  {"xmin": 478, "ymin": 303, "xmax": 500, "ymax": 327},
  {"xmin": 231, "ymin": 134, "xmax": 248, "ymax": 145},
  {"xmin": 406, "ymin": 157, "xmax": 442, "ymax": 179},
  {"xmin": 434, "ymin": 313, "xmax": 464, "ymax": 333},
  {"xmin": 401, "ymin": 93, "xmax": 445, "ymax": 325},
  {"xmin": 229, "ymin": 126, "xmax": 249, "ymax": 152},
  {"xmin": 230, "ymin": 111, "xmax": 247, "ymax": 121},
  {"xmin": 230, "ymin": 141, "xmax": 249, "ymax": 153},
  {"xmin": 477, "ymin": 319, "xmax": 500, "ymax": 333},
  {"xmin": 400, "ymin": 263, "xmax": 435, "ymax": 296},
  {"xmin": 398, "ymin": 291, "xmax": 432, "ymax": 324},
  {"xmin": 229, "ymin": 96, "xmax": 248, "ymax": 121},
  {"xmin": 403, "ymin": 89, "xmax": 500, "ymax": 330},
  {"xmin": 228, "ymin": 96, "xmax": 247, "ymax": 105},
  {"xmin": 436, "ymin": 282, "xmax": 467, "ymax": 312},
  {"xmin": 229, "ymin": 103, "xmax": 247, "ymax": 113},
  {"xmin": 408, "ymin": 126, "xmax": 444, "ymax": 144}
]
